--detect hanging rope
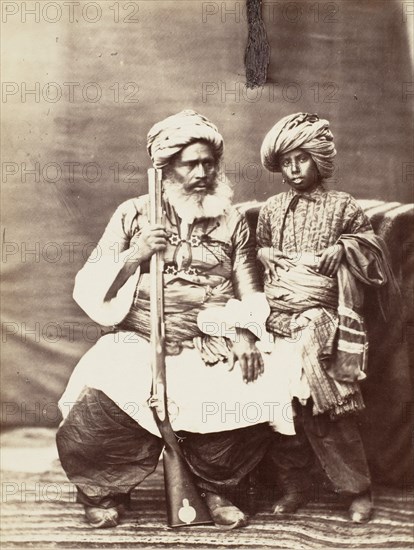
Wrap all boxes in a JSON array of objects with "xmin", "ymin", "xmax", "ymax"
[{"xmin": 244, "ymin": 0, "xmax": 270, "ymax": 88}]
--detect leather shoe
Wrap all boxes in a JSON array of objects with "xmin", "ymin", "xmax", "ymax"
[
  {"xmin": 84, "ymin": 506, "xmax": 119, "ymax": 528},
  {"xmin": 349, "ymin": 491, "xmax": 372, "ymax": 523},
  {"xmin": 273, "ymin": 489, "xmax": 309, "ymax": 514},
  {"xmin": 204, "ymin": 492, "xmax": 248, "ymax": 530}
]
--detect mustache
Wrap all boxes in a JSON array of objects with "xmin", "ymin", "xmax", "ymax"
[{"xmin": 186, "ymin": 180, "xmax": 217, "ymax": 192}]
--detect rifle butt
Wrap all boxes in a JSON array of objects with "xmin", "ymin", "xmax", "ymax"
[{"xmin": 162, "ymin": 447, "xmax": 213, "ymax": 527}]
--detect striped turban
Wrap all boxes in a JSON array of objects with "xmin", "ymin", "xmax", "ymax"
[
  {"xmin": 260, "ymin": 113, "xmax": 337, "ymax": 178},
  {"xmin": 147, "ymin": 110, "xmax": 224, "ymax": 169}
]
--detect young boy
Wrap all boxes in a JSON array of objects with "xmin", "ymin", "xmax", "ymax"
[{"xmin": 257, "ymin": 112, "xmax": 398, "ymax": 523}]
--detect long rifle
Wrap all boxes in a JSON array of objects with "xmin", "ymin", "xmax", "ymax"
[{"xmin": 148, "ymin": 168, "xmax": 213, "ymax": 528}]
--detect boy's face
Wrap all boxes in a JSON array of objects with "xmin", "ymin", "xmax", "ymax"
[{"xmin": 279, "ymin": 148, "xmax": 321, "ymax": 193}]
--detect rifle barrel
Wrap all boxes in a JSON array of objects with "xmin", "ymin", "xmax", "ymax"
[
  {"xmin": 148, "ymin": 168, "xmax": 166, "ymax": 422},
  {"xmin": 147, "ymin": 167, "xmax": 212, "ymax": 527}
]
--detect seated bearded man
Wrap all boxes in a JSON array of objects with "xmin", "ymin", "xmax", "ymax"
[{"xmin": 56, "ymin": 110, "xmax": 295, "ymax": 530}]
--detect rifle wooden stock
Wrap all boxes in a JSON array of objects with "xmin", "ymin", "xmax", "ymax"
[{"xmin": 148, "ymin": 168, "xmax": 212, "ymax": 528}]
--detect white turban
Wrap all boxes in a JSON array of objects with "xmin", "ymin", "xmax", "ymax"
[
  {"xmin": 147, "ymin": 110, "xmax": 224, "ymax": 169},
  {"xmin": 260, "ymin": 113, "xmax": 337, "ymax": 178}
]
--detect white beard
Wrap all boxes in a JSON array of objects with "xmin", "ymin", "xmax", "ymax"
[{"xmin": 162, "ymin": 175, "xmax": 233, "ymax": 222}]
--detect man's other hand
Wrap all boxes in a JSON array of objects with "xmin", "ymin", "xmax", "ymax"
[{"xmin": 229, "ymin": 328, "xmax": 264, "ymax": 383}]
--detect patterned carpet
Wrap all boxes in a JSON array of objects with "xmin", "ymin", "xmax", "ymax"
[{"xmin": 1, "ymin": 429, "xmax": 413, "ymax": 549}]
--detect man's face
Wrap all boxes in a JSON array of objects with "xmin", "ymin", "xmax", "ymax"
[
  {"xmin": 167, "ymin": 141, "xmax": 217, "ymax": 197},
  {"xmin": 279, "ymin": 148, "xmax": 320, "ymax": 192}
]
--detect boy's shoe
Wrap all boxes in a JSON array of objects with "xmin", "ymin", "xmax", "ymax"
[
  {"xmin": 273, "ymin": 469, "xmax": 311, "ymax": 514},
  {"xmin": 273, "ymin": 489, "xmax": 309, "ymax": 514}
]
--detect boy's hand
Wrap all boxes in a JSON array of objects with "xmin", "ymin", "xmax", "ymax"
[
  {"xmin": 258, "ymin": 247, "xmax": 291, "ymax": 281},
  {"xmin": 316, "ymin": 243, "xmax": 344, "ymax": 277}
]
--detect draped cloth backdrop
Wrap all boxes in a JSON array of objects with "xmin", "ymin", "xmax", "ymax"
[{"xmin": 1, "ymin": 1, "xmax": 413, "ymax": 489}]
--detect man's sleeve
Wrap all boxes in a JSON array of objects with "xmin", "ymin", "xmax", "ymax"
[
  {"xmin": 73, "ymin": 199, "xmax": 142, "ymax": 326},
  {"xmin": 231, "ymin": 212, "xmax": 263, "ymax": 299},
  {"xmin": 256, "ymin": 203, "xmax": 273, "ymax": 247},
  {"xmin": 198, "ymin": 209, "xmax": 271, "ymax": 343}
]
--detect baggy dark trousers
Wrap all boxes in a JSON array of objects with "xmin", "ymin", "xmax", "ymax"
[
  {"xmin": 270, "ymin": 399, "xmax": 371, "ymax": 496},
  {"xmin": 56, "ymin": 388, "xmax": 272, "ymax": 508}
]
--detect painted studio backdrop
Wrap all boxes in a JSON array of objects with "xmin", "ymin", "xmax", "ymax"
[{"xmin": 1, "ymin": 0, "xmax": 413, "ymax": 487}]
